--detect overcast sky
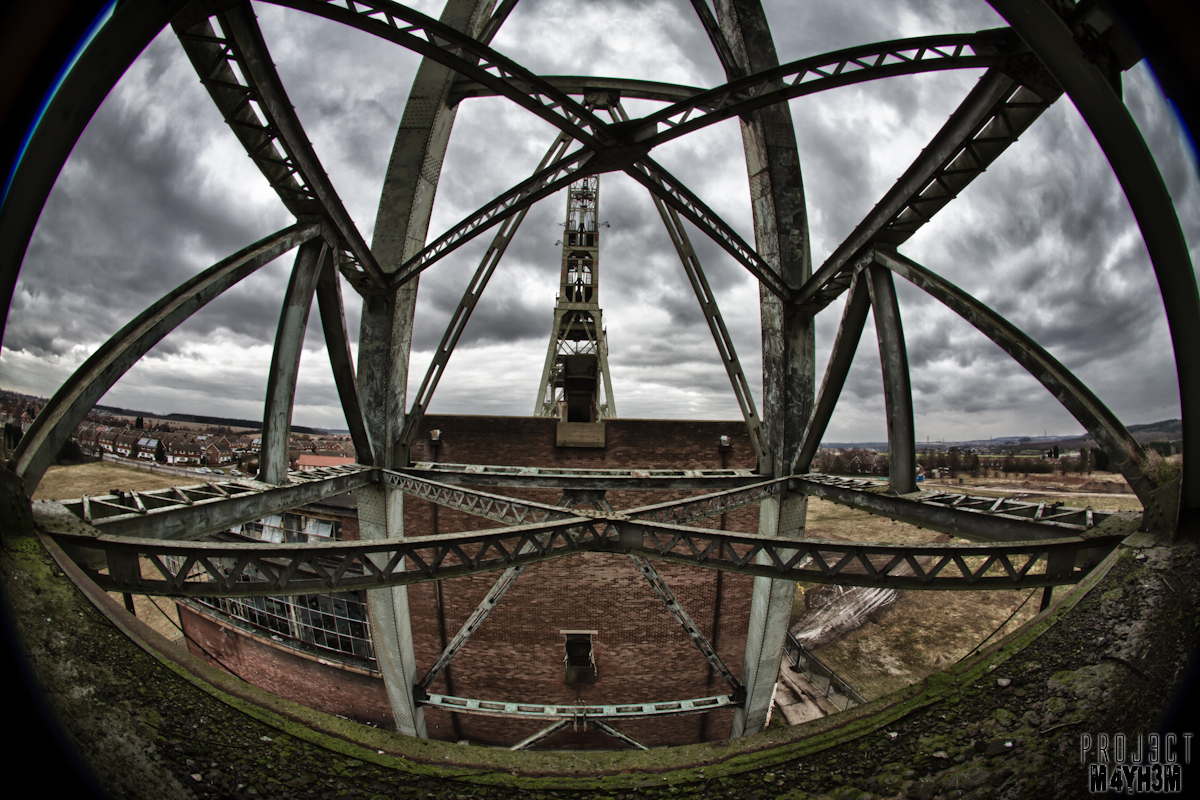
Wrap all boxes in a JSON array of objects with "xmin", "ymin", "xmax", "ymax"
[{"xmin": 2, "ymin": 0, "xmax": 1198, "ymax": 444}]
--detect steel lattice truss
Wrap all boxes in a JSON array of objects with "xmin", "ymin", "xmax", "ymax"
[
  {"xmin": 43, "ymin": 464, "xmax": 1125, "ymax": 598},
  {"xmin": 4, "ymin": 0, "xmax": 1197, "ymax": 745}
]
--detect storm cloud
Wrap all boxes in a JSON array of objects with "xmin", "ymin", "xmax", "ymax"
[{"xmin": 1, "ymin": 0, "xmax": 1196, "ymax": 442}]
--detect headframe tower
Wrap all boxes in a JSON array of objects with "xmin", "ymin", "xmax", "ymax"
[{"xmin": 533, "ymin": 175, "xmax": 617, "ymax": 434}]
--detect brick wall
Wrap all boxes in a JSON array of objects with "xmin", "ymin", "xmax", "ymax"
[
  {"xmin": 405, "ymin": 416, "xmax": 759, "ymax": 748},
  {"xmin": 181, "ymin": 415, "xmax": 765, "ymax": 749},
  {"xmin": 178, "ymin": 604, "xmax": 393, "ymax": 728}
]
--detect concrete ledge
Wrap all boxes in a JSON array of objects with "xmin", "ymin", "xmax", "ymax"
[
  {"xmin": 3, "ymin": 505, "xmax": 1197, "ymax": 797},
  {"xmin": 557, "ymin": 420, "xmax": 606, "ymax": 448}
]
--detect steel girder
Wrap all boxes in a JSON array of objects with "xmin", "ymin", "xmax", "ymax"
[
  {"xmin": 422, "ymin": 692, "xmax": 737, "ymax": 721},
  {"xmin": 402, "ymin": 463, "xmax": 765, "ymax": 491},
  {"xmin": 627, "ymin": 553, "xmax": 743, "ymax": 693},
  {"xmin": 792, "ymin": 474, "xmax": 1118, "ymax": 541},
  {"xmin": 793, "ymin": 68, "xmax": 1058, "ymax": 314},
  {"xmin": 10, "ymin": 222, "xmax": 323, "ymax": 491},
  {"xmin": 637, "ymin": 121, "xmax": 770, "ymax": 468},
  {"xmin": 865, "ymin": 264, "xmax": 918, "ymax": 495},
  {"xmin": 625, "ymin": 157, "xmax": 790, "ymax": 300},
  {"xmin": 53, "ymin": 465, "xmax": 374, "ymax": 540},
  {"xmin": 444, "ymin": 30, "xmax": 1027, "ymax": 150},
  {"xmin": 449, "ymin": 76, "xmax": 706, "ymax": 106},
  {"xmin": 793, "ymin": 271, "xmax": 872, "ymax": 474},
  {"xmin": 270, "ymin": 0, "xmax": 609, "ymax": 149},
  {"xmin": 624, "ymin": 480, "xmax": 788, "ymax": 526},
  {"xmin": 45, "ymin": 509, "xmax": 1121, "ymax": 598},
  {"xmin": 173, "ymin": 6, "xmax": 388, "ymax": 286},
  {"xmin": 341, "ymin": 29, "xmax": 1030, "ymax": 301},
  {"xmin": 379, "ymin": 470, "xmax": 582, "ymax": 527},
  {"xmin": 871, "ymin": 249, "xmax": 1161, "ymax": 519},
  {"xmin": 51, "ymin": 464, "xmax": 1116, "ymax": 546},
  {"xmin": 633, "ymin": 30, "xmax": 1026, "ymax": 150},
  {"xmin": 314, "ymin": 255, "xmax": 375, "ymax": 465},
  {"xmin": 377, "ymin": 149, "xmax": 596, "ymax": 293},
  {"xmin": 987, "ymin": 0, "xmax": 1200, "ymax": 514},
  {"xmin": 260, "ymin": 239, "xmax": 330, "ymax": 485}
]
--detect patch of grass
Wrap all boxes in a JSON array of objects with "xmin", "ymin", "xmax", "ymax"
[
  {"xmin": 33, "ymin": 462, "xmax": 186, "ymax": 500},
  {"xmin": 809, "ymin": 586, "xmax": 1042, "ymax": 700}
]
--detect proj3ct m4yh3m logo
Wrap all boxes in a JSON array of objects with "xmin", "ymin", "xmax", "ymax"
[{"xmin": 1082, "ymin": 733, "xmax": 1192, "ymax": 794}]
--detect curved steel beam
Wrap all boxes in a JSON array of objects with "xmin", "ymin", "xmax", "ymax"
[
  {"xmin": 0, "ymin": 0, "xmax": 191, "ymax": 344},
  {"xmin": 873, "ymin": 248, "xmax": 1158, "ymax": 509},
  {"xmin": 220, "ymin": 4, "xmax": 387, "ymax": 286},
  {"xmin": 447, "ymin": 31, "xmax": 1020, "ymax": 150},
  {"xmin": 793, "ymin": 267, "xmax": 872, "ymax": 474},
  {"xmin": 637, "ymin": 29, "xmax": 1022, "ymax": 150},
  {"xmin": 988, "ymin": 0, "xmax": 1200, "ymax": 514},
  {"xmin": 172, "ymin": 16, "xmax": 320, "ymax": 218},
  {"xmin": 625, "ymin": 157, "xmax": 789, "ymax": 300},
  {"xmin": 268, "ymin": 0, "xmax": 608, "ymax": 149},
  {"xmin": 690, "ymin": 0, "xmax": 743, "ymax": 79},
  {"xmin": 259, "ymin": 238, "xmax": 329, "ymax": 485},
  {"xmin": 866, "ymin": 263, "xmax": 917, "ymax": 494},
  {"xmin": 449, "ymin": 75, "xmax": 706, "ymax": 106},
  {"xmin": 315, "ymin": 255, "xmax": 374, "ymax": 465},
  {"xmin": 714, "ymin": 0, "xmax": 813, "ymax": 742},
  {"xmin": 10, "ymin": 222, "xmax": 322, "ymax": 490}
]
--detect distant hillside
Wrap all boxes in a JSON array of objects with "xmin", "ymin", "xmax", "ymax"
[
  {"xmin": 823, "ymin": 419, "xmax": 1183, "ymax": 452},
  {"xmin": 1125, "ymin": 419, "xmax": 1183, "ymax": 437},
  {"xmin": 91, "ymin": 405, "xmax": 327, "ymax": 436}
]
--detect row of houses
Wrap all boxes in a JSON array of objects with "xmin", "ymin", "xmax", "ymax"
[{"xmin": 72, "ymin": 424, "xmax": 356, "ymax": 467}]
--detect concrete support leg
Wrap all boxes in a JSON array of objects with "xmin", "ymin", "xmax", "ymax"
[
  {"xmin": 716, "ymin": 0, "xmax": 815, "ymax": 738},
  {"xmin": 260, "ymin": 238, "xmax": 327, "ymax": 485},
  {"xmin": 355, "ymin": 0, "xmax": 498, "ymax": 739},
  {"xmin": 359, "ymin": 484, "xmax": 427, "ymax": 738}
]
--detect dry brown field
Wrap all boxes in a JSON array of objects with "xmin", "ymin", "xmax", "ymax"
[
  {"xmin": 32, "ymin": 461, "xmax": 189, "ymax": 501},
  {"xmin": 32, "ymin": 462, "xmax": 190, "ymax": 644},
  {"xmin": 798, "ymin": 480, "xmax": 1144, "ymax": 701}
]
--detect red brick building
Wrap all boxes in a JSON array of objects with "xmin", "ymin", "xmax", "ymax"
[{"xmin": 179, "ymin": 415, "xmax": 760, "ymax": 748}]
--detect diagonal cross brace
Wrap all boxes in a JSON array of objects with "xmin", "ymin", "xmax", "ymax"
[
  {"xmin": 380, "ymin": 469, "xmax": 582, "ymax": 526},
  {"xmin": 592, "ymin": 493, "xmax": 742, "ymax": 695},
  {"xmin": 628, "ymin": 554, "xmax": 742, "ymax": 694},
  {"xmin": 415, "ymin": 559, "xmax": 525, "ymax": 694},
  {"xmin": 414, "ymin": 490, "xmax": 586, "ymax": 698}
]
